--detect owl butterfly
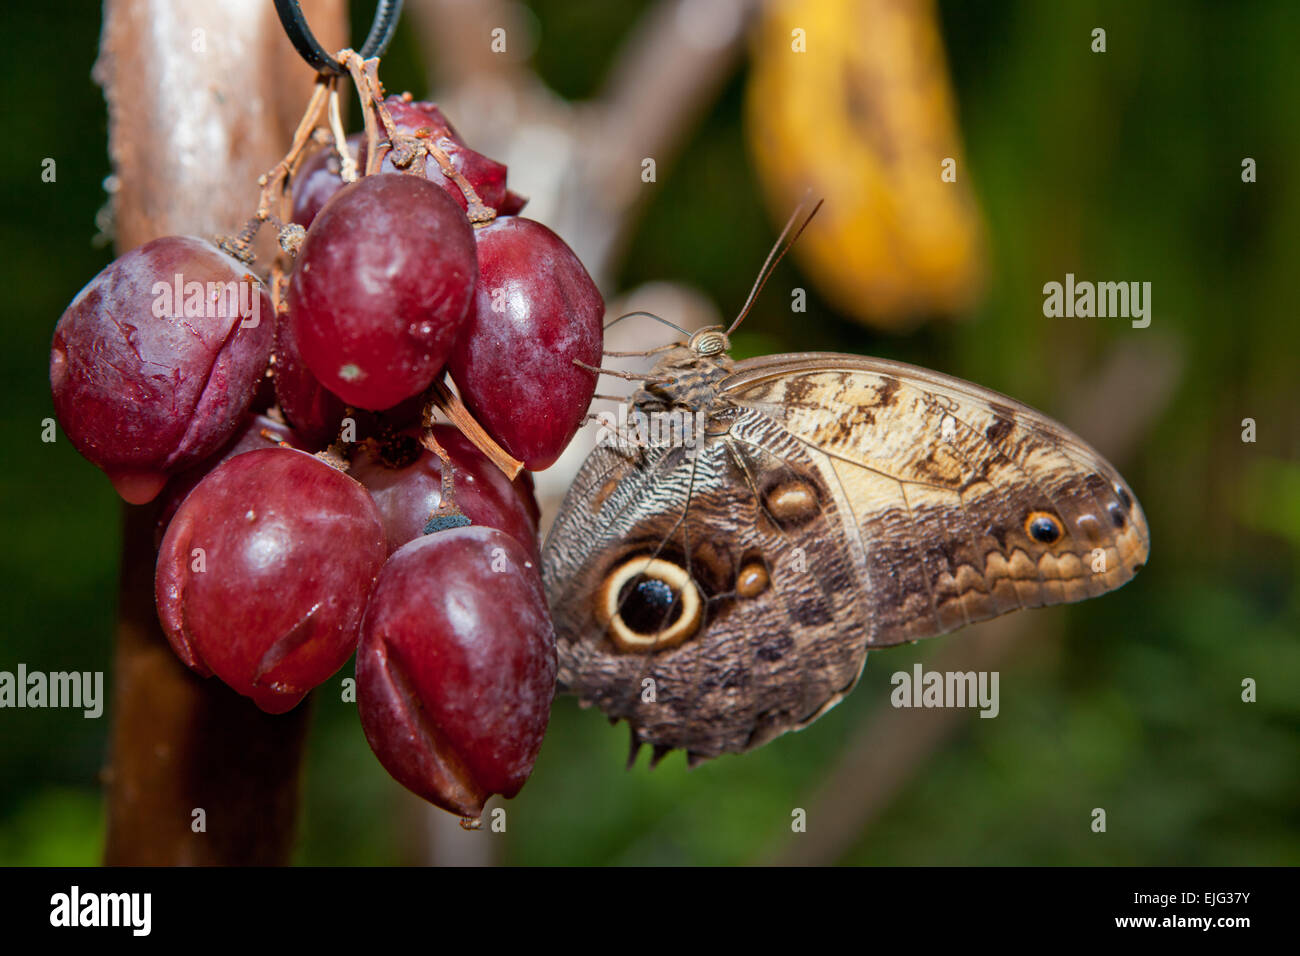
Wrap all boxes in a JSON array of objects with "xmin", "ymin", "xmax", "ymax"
[{"xmin": 542, "ymin": 212, "xmax": 1150, "ymax": 768}]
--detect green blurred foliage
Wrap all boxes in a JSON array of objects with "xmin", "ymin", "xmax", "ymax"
[{"xmin": 0, "ymin": 1, "xmax": 1295, "ymax": 866}]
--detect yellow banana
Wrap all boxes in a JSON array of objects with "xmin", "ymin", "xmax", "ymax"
[{"xmin": 746, "ymin": 0, "xmax": 986, "ymax": 330}]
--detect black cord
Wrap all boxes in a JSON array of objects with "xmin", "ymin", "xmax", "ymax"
[{"xmin": 272, "ymin": 0, "xmax": 404, "ymax": 76}]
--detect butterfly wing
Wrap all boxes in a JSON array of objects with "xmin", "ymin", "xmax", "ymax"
[
  {"xmin": 542, "ymin": 352, "xmax": 1150, "ymax": 760},
  {"xmin": 543, "ymin": 429, "xmax": 873, "ymax": 761},
  {"xmin": 722, "ymin": 352, "xmax": 1150, "ymax": 646}
]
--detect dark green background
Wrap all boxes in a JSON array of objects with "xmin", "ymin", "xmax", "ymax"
[{"xmin": 0, "ymin": 1, "xmax": 1295, "ymax": 865}]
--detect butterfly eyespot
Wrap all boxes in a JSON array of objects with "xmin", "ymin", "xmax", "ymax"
[
  {"xmin": 1106, "ymin": 502, "xmax": 1127, "ymax": 528},
  {"xmin": 736, "ymin": 561, "xmax": 770, "ymax": 599},
  {"xmin": 597, "ymin": 557, "xmax": 703, "ymax": 653},
  {"xmin": 764, "ymin": 479, "xmax": 820, "ymax": 526},
  {"xmin": 1025, "ymin": 511, "xmax": 1063, "ymax": 544}
]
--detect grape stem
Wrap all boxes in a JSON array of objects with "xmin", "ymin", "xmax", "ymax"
[
  {"xmin": 221, "ymin": 76, "xmax": 332, "ymax": 263},
  {"xmin": 262, "ymin": 257, "xmax": 294, "ymax": 393},
  {"xmin": 424, "ymin": 378, "xmax": 523, "ymax": 480},
  {"xmin": 224, "ymin": 49, "xmax": 498, "ymax": 267},
  {"xmin": 415, "ymin": 428, "xmax": 465, "ymax": 523},
  {"xmin": 327, "ymin": 80, "xmax": 358, "ymax": 183},
  {"xmin": 337, "ymin": 49, "xmax": 496, "ymax": 222},
  {"xmin": 316, "ymin": 438, "xmax": 351, "ymax": 473},
  {"xmin": 270, "ymin": 259, "xmax": 290, "ymax": 316}
]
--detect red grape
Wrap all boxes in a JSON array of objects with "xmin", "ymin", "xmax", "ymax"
[
  {"xmin": 291, "ymin": 134, "xmax": 363, "ymax": 229},
  {"xmin": 154, "ymin": 413, "xmax": 306, "ymax": 547},
  {"xmin": 272, "ymin": 298, "xmax": 350, "ymax": 447},
  {"xmin": 366, "ymin": 98, "xmax": 508, "ymax": 213},
  {"xmin": 448, "ymin": 217, "xmax": 604, "ymax": 470},
  {"xmin": 155, "ymin": 447, "xmax": 387, "ymax": 713},
  {"xmin": 512, "ymin": 469, "xmax": 541, "ymax": 531},
  {"xmin": 351, "ymin": 426, "xmax": 540, "ymax": 558},
  {"xmin": 288, "ymin": 174, "xmax": 477, "ymax": 411},
  {"xmin": 50, "ymin": 235, "xmax": 273, "ymax": 503},
  {"xmin": 498, "ymin": 189, "xmax": 528, "ymax": 216},
  {"xmin": 356, "ymin": 527, "xmax": 556, "ymax": 816},
  {"xmin": 273, "ymin": 309, "xmax": 426, "ymax": 450}
]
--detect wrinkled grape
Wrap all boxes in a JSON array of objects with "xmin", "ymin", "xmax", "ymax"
[
  {"xmin": 155, "ymin": 447, "xmax": 387, "ymax": 713},
  {"xmin": 498, "ymin": 189, "xmax": 528, "ymax": 216},
  {"xmin": 356, "ymin": 527, "xmax": 556, "ymax": 816},
  {"xmin": 50, "ymin": 235, "xmax": 273, "ymax": 503},
  {"xmin": 366, "ymin": 98, "xmax": 508, "ymax": 213}
]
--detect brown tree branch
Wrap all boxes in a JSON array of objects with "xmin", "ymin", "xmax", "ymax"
[{"xmin": 96, "ymin": 0, "xmax": 345, "ymax": 866}]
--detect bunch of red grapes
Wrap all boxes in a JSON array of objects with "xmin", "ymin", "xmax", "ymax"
[{"xmin": 49, "ymin": 95, "xmax": 605, "ymax": 819}]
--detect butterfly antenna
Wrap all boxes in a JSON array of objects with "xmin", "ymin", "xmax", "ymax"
[
  {"xmin": 604, "ymin": 310, "xmax": 691, "ymax": 338},
  {"xmin": 726, "ymin": 198, "xmax": 824, "ymax": 336}
]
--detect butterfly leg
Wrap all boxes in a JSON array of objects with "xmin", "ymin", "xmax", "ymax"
[{"xmin": 572, "ymin": 358, "xmax": 675, "ymax": 386}]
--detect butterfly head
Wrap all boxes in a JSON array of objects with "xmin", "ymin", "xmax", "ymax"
[
  {"xmin": 637, "ymin": 328, "xmax": 735, "ymax": 412},
  {"xmin": 687, "ymin": 327, "xmax": 730, "ymax": 357}
]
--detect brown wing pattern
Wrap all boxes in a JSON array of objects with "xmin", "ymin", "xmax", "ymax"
[
  {"xmin": 542, "ymin": 422, "xmax": 872, "ymax": 760},
  {"xmin": 542, "ymin": 351, "xmax": 1149, "ymax": 760},
  {"xmin": 724, "ymin": 353, "xmax": 1150, "ymax": 647}
]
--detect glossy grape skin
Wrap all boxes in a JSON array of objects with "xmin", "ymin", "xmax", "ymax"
[
  {"xmin": 367, "ymin": 98, "xmax": 508, "ymax": 213},
  {"xmin": 351, "ymin": 426, "xmax": 540, "ymax": 559},
  {"xmin": 155, "ymin": 447, "xmax": 387, "ymax": 714},
  {"xmin": 512, "ymin": 469, "xmax": 542, "ymax": 530},
  {"xmin": 448, "ymin": 217, "xmax": 604, "ymax": 470},
  {"xmin": 356, "ymin": 527, "xmax": 556, "ymax": 816},
  {"xmin": 154, "ymin": 414, "xmax": 305, "ymax": 547},
  {"xmin": 273, "ymin": 309, "xmax": 424, "ymax": 449},
  {"xmin": 273, "ymin": 297, "xmax": 350, "ymax": 447},
  {"xmin": 50, "ymin": 235, "xmax": 273, "ymax": 503},
  {"xmin": 288, "ymin": 175, "xmax": 477, "ymax": 411},
  {"xmin": 291, "ymin": 134, "xmax": 363, "ymax": 229}
]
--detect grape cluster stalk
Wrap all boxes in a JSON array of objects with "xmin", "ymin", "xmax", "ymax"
[{"xmin": 50, "ymin": 49, "xmax": 605, "ymax": 821}]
